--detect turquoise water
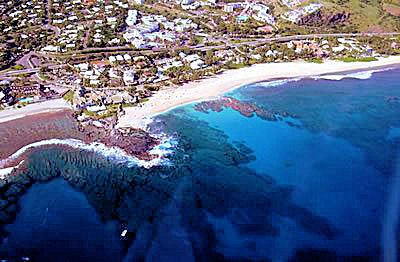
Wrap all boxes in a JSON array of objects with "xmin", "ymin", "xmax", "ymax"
[
  {"xmin": 187, "ymin": 106, "xmax": 386, "ymax": 259},
  {"xmin": 1, "ymin": 67, "xmax": 400, "ymax": 261}
]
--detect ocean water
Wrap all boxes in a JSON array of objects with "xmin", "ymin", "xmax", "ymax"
[{"xmin": 1, "ymin": 66, "xmax": 400, "ymax": 261}]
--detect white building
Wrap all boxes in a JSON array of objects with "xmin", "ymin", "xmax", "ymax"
[
  {"xmin": 107, "ymin": 17, "xmax": 117, "ymax": 24},
  {"xmin": 123, "ymin": 70, "xmax": 135, "ymax": 84},
  {"xmin": 116, "ymin": 55, "xmax": 124, "ymax": 61},
  {"xmin": 135, "ymin": 0, "xmax": 144, "ymax": 4},
  {"xmin": 184, "ymin": 54, "xmax": 201, "ymax": 63},
  {"xmin": 41, "ymin": 45, "xmax": 60, "ymax": 52},
  {"xmin": 190, "ymin": 59, "xmax": 205, "ymax": 70},
  {"xmin": 126, "ymin": 10, "xmax": 138, "ymax": 26},
  {"xmin": 109, "ymin": 68, "xmax": 119, "ymax": 78},
  {"xmin": 253, "ymin": 11, "xmax": 275, "ymax": 24},
  {"xmin": 181, "ymin": 0, "xmax": 194, "ymax": 4},
  {"xmin": 109, "ymin": 56, "xmax": 117, "ymax": 63},
  {"xmin": 132, "ymin": 38, "xmax": 147, "ymax": 48},
  {"xmin": 87, "ymin": 105, "xmax": 106, "ymax": 112},
  {"xmin": 224, "ymin": 5, "xmax": 234, "ymax": 12},
  {"xmin": 123, "ymin": 54, "xmax": 132, "ymax": 61}
]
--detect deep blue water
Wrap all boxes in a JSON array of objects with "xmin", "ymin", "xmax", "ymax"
[{"xmin": 1, "ymin": 67, "xmax": 400, "ymax": 261}]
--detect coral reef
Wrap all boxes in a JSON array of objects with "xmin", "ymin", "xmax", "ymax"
[{"xmin": 194, "ymin": 96, "xmax": 296, "ymax": 122}]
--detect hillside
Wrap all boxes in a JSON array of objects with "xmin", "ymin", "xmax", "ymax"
[{"xmin": 270, "ymin": 0, "xmax": 400, "ymax": 34}]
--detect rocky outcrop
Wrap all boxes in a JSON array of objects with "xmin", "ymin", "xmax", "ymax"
[
  {"xmin": 297, "ymin": 10, "xmax": 350, "ymax": 27},
  {"xmin": 194, "ymin": 96, "xmax": 298, "ymax": 124}
]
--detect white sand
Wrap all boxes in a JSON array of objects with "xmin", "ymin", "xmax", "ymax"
[
  {"xmin": 117, "ymin": 56, "xmax": 400, "ymax": 129},
  {"xmin": 0, "ymin": 98, "xmax": 72, "ymax": 124}
]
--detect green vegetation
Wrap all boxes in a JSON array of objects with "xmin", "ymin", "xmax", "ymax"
[
  {"xmin": 63, "ymin": 90, "xmax": 74, "ymax": 103},
  {"xmin": 11, "ymin": 64, "xmax": 24, "ymax": 70},
  {"xmin": 224, "ymin": 63, "xmax": 247, "ymax": 69},
  {"xmin": 336, "ymin": 56, "xmax": 378, "ymax": 62},
  {"xmin": 194, "ymin": 36, "xmax": 205, "ymax": 45},
  {"xmin": 231, "ymin": 39, "xmax": 253, "ymax": 44},
  {"xmin": 139, "ymin": 98, "xmax": 149, "ymax": 103},
  {"xmin": 307, "ymin": 57, "xmax": 324, "ymax": 63},
  {"xmin": 205, "ymin": 41, "xmax": 225, "ymax": 47}
]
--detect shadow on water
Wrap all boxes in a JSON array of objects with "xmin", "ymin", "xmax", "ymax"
[
  {"xmin": 2, "ymin": 68, "xmax": 400, "ymax": 261},
  {"xmin": 0, "ymin": 112, "xmax": 344, "ymax": 262}
]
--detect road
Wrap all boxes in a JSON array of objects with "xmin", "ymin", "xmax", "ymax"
[
  {"xmin": 0, "ymin": 64, "xmax": 62, "ymax": 77},
  {"xmin": 45, "ymin": 32, "xmax": 400, "ymax": 58},
  {"xmin": 2, "ymin": 32, "xmax": 399, "ymax": 77}
]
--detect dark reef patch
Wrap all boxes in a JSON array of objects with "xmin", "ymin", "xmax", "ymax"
[{"xmin": 0, "ymin": 111, "xmax": 339, "ymax": 261}]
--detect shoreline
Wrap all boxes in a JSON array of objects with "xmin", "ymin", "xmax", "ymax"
[
  {"xmin": 1, "ymin": 57, "xmax": 400, "ymax": 128},
  {"xmin": 0, "ymin": 98, "xmax": 72, "ymax": 124},
  {"xmin": 116, "ymin": 56, "xmax": 400, "ymax": 129}
]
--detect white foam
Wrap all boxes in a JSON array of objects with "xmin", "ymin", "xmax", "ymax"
[
  {"xmin": 0, "ymin": 160, "xmax": 24, "ymax": 179},
  {"xmin": 314, "ymin": 68, "xmax": 392, "ymax": 81},
  {"xmin": 0, "ymin": 135, "xmax": 177, "ymax": 173},
  {"xmin": 250, "ymin": 78, "xmax": 302, "ymax": 88}
]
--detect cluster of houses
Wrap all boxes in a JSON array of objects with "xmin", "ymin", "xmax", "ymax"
[
  {"xmin": 3, "ymin": 0, "xmax": 45, "ymax": 32},
  {"xmin": 176, "ymin": 0, "xmax": 217, "ymax": 10},
  {"xmin": 179, "ymin": 52, "xmax": 207, "ymax": 70},
  {"xmin": 123, "ymin": 11, "xmax": 198, "ymax": 48},
  {"xmin": 0, "ymin": 79, "xmax": 56, "ymax": 108},
  {"xmin": 72, "ymin": 88, "xmax": 136, "ymax": 111},
  {"xmin": 70, "ymin": 54, "xmax": 160, "ymax": 88},
  {"xmin": 281, "ymin": 1, "xmax": 323, "ymax": 23},
  {"xmin": 223, "ymin": 1, "xmax": 275, "ymax": 25},
  {"xmin": 284, "ymin": 38, "xmax": 377, "ymax": 57},
  {"xmin": 42, "ymin": 24, "xmax": 86, "ymax": 53},
  {"xmin": 69, "ymin": 88, "xmax": 139, "ymax": 128},
  {"xmin": 331, "ymin": 38, "xmax": 374, "ymax": 54},
  {"xmin": 287, "ymin": 40, "xmax": 329, "ymax": 57}
]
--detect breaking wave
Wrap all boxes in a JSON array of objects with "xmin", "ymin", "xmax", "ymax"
[
  {"xmin": 246, "ymin": 78, "xmax": 303, "ymax": 89},
  {"xmin": 0, "ymin": 160, "xmax": 24, "ymax": 179},
  {"xmin": 0, "ymin": 135, "xmax": 177, "ymax": 173},
  {"xmin": 314, "ymin": 68, "xmax": 393, "ymax": 81}
]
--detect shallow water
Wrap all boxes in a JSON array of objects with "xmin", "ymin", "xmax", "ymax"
[{"xmin": 1, "ymin": 66, "xmax": 400, "ymax": 261}]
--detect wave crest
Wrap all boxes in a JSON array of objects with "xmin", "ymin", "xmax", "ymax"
[
  {"xmin": 0, "ymin": 135, "xmax": 177, "ymax": 173},
  {"xmin": 314, "ymin": 68, "xmax": 392, "ymax": 81},
  {"xmin": 247, "ymin": 78, "xmax": 303, "ymax": 88}
]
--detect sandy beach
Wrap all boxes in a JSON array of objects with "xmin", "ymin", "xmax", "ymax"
[
  {"xmin": 0, "ymin": 98, "xmax": 72, "ymax": 124},
  {"xmin": 117, "ymin": 56, "xmax": 400, "ymax": 129}
]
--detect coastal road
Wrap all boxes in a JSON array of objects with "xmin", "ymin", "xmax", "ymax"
[
  {"xmin": 43, "ymin": 32, "xmax": 400, "ymax": 59},
  {"xmin": 0, "ymin": 64, "xmax": 62, "ymax": 77},
  {"xmin": 2, "ymin": 32, "xmax": 399, "ymax": 75}
]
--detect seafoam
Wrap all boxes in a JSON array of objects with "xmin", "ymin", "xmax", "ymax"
[
  {"xmin": 313, "ymin": 68, "xmax": 393, "ymax": 81},
  {"xmin": 0, "ymin": 134, "xmax": 178, "ymax": 176}
]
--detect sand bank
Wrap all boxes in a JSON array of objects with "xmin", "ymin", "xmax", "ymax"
[
  {"xmin": 117, "ymin": 56, "xmax": 400, "ymax": 129},
  {"xmin": 0, "ymin": 98, "xmax": 72, "ymax": 124}
]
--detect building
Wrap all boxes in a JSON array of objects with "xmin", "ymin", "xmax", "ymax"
[
  {"xmin": 109, "ymin": 56, "xmax": 117, "ymax": 63},
  {"xmin": 224, "ymin": 5, "xmax": 234, "ymax": 12},
  {"xmin": 181, "ymin": 0, "xmax": 194, "ymax": 4},
  {"xmin": 135, "ymin": 0, "xmax": 144, "ymax": 4},
  {"xmin": 236, "ymin": 15, "xmax": 249, "ymax": 23},
  {"xmin": 253, "ymin": 11, "xmax": 275, "ymax": 24},
  {"xmin": 126, "ymin": 10, "xmax": 138, "ymax": 26},
  {"xmin": 123, "ymin": 54, "xmax": 132, "ymax": 61},
  {"xmin": 123, "ymin": 70, "xmax": 135, "ymax": 84},
  {"xmin": 41, "ymin": 45, "xmax": 60, "ymax": 52},
  {"xmin": 190, "ymin": 59, "xmax": 205, "ymax": 70}
]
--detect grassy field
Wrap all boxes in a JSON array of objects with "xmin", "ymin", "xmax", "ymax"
[
  {"xmin": 62, "ymin": 90, "xmax": 74, "ymax": 103},
  {"xmin": 336, "ymin": 56, "xmax": 378, "ymax": 62},
  {"xmin": 277, "ymin": 0, "xmax": 400, "ymax": 33}
]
